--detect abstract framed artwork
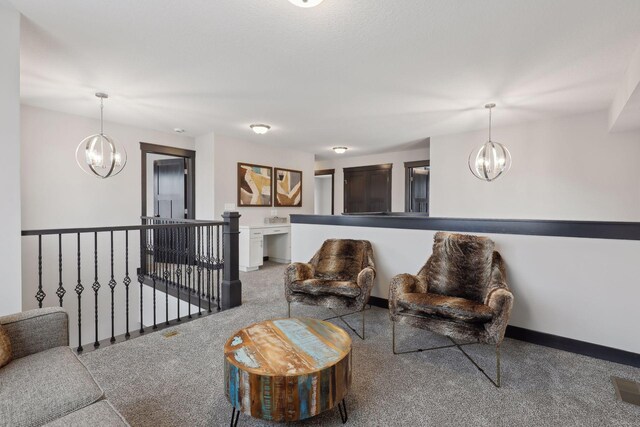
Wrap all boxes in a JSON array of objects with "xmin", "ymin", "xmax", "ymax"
[
  {"xmin": 237, "ymin": 163, "xmax": 273, "ymax": 207},
  {"xmin": 274, "ymin": 167, "xmax": 302, "ymax": 207}
]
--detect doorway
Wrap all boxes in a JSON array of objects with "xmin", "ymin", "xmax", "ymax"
[
  {"xmin": 140, "ymin": 143, "xmax": 196, "ymax": 220},
  {"xmin": 314, "ymin": 169, "xmax": 334, "ymax": 215},
  {"xmin": 404, "ymin": 160, "xmax": 430, "ymax": 214}
]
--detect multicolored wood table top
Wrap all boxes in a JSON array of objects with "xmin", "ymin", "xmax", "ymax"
[{"xmin": 224, "ymin": 317, "xmax": 352, "ymax": 422}]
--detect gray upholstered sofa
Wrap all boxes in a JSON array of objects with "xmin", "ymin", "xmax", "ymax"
[{"xmin": 0, "ymin": 307, "xmax": 129, "ymax": 427}]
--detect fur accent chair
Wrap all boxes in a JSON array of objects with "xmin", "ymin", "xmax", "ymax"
[
  {"xmin": 285, "ymin": 239, "xmax": 376, "ymax": 338},
  {"xmin": 388, "ymin": 232, "xmax": 513, "ymax": 386}
]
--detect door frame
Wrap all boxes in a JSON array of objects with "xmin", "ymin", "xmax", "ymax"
[
  {"xmin": 314, "ymin": 169, "xmax": 335, "ymax": 215},
  {"xmin": 140, "ymin": 142, "xmax": 196, "ymax": 219},
  {"xmin": 404, "ymin": 160, "xmax": 430, "ymax": 213},
  {"xmin": 343, "ymin": 163, "xmax": 392, "ymax": 213}
]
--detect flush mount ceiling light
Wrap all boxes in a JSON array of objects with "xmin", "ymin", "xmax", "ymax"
[
  {"xmin": 75, "ymin": 93, "xmax": 127, "ymax": 179},
  {"xmin": 468, "ymin": 103, "xmax": 511, "ymax": 182},
  {"xmin": 173, "ymin": 128, "xmax": 186, "ymax": 133},
  {"xmin": 288, "ymin": 0, "xmax": 324, "ymax": 8},
  {"xmin": 250, "ymin": 124, "xmax": 271, "ymax": 135},
  {"xmin": 332, "ymin": 146, "xmax": 348, "ymax": 154}
]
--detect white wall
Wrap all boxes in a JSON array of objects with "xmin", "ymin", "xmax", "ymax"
[
  {"xmin": 315, "ymin": 146, "xmax": 430, "ymax": 214},
  {"xmin": 195, "ymin": 132, "xmax": 215, "ymax": 220},
  {"xmin": 213, "ymin": 134, "xmax": 315, "ymax": 225},
  {"xmin": 314, "ymin": 175, "xmax": 332, "ymax": 215},
  {"xmin": 0, "ymin": 1, "xmax": 21, "ymax": 316},
  {"xmin": 292, "ymin": 223, "xmax": 640, "ymax": 354},
  {"xmin": 430, "ymin": 111, "xmax": 640, "ymax": 221},
  {"xmin": 21, "ymin": 105, "xmax": 194, "ymax": 346}
]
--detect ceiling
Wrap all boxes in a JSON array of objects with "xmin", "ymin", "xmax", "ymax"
[{"xmin": 12, "ymin": 0, "xmax": 640, "ymax": 158}]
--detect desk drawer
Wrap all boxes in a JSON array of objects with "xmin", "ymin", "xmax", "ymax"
[
  {"xmin": 263, "ymin": 227, "xmax": 289, "ymax": 235},
  {"xmin": 250, "ymin": 230, "xmax": 264, "ymax": 238}
]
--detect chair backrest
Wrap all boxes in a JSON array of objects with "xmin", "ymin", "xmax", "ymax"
[
  {"xmin": 312, "ymin": 239, "xmax": 371, "ymax": 281},
  {"xmin": 422, "ymin": 232, "xmax": 495, "ymax": 302}
]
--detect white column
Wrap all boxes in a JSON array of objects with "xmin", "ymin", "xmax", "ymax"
[{"xmin": 0, "ymin": 0, "xmax": 22, "ymax": 315}]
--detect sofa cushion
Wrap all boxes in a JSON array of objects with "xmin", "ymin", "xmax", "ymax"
[
  {"xmin": 0, "ymin": 325, "xmax": 11, "ymax": 368},
  {"xmin": 315, "ymin": 239, "xmax": 366, "ymax": 281},
  {"xmin": 0, "ymin": 346, "xmax": 104, "ymax": 427},
  {"xmin": 397, "ymin": 293, "xmax": 494, "ymax": 323},
  {"xmin": 425, "ymin": 232, "xmax": 495, "ymax": 302},
  {"xmin": 43, "ymin": 401, "xmax": 129, "ymax": 427},
  {"xmin": 290, "ymin": 279, "xmax": 361, "ymax": 298}
]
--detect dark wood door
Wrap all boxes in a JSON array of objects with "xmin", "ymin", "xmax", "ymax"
[
  {"xmin": 344, "ymin": 171, "xmax": 368, "ymax": 213},
  {"xmin": 404, "ymin": 161, "xmax": 430, "ymax": 214},
  {"xmin": 153, "ymin": 158, "xmax": 187, "ymax": 263},
  {"xmin": 154, "ymin": 158, "xmax": 186, "ymax": 219},
  {"xmin": 344, "ymin": 164, "xmax": 392, "ymax": 213},
  {"xmin": 409, "ymin": 168, "xmax": 429, "ymax": 213}
]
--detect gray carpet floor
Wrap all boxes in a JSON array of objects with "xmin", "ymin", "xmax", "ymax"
[{"xmin": 81, "ymin": 262, "xmax": 640, "ymax": 426}]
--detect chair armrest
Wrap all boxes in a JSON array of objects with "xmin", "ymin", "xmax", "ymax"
[
  {"xmin": 285, "ymin": 262, "xmax": 315, "ymax": 284},
  {"xmin": 0, "ymin": 307, "xmax": 69, "ymax": 359},
  {"xmin": 388, "ymin": 274, "xmax": 427, "ymax": 316},
  {"xmin": 483, "ymin": 252, "xmax": 514, "ymax": 344},
  {"xmin": 355, "ymin": 266, "xmax": 376, "ymax": 307}
]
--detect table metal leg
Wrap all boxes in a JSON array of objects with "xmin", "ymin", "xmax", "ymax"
[
  {"xmin": 338, "ymin": 398, "xmax": 348, "ymax": 423},
  {"xmin": 230, "ymin": 407, "xmax": 240, "ymax": 427}
]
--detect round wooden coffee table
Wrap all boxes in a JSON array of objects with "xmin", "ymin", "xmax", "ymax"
[{"xmin": 224, "ymin": 317, "xmax": 352, "ymax": 425}]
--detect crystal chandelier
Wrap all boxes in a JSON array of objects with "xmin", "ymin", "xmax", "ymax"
[
  {"xmin": 468, "ymin": 103, "xmax": 511, "ymax": 182},
  {"xmin": 75, "ymin": 93, "xmax": 127, "ymax": 178}
]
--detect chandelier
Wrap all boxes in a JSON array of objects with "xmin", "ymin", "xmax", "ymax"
[
  {"xmin": 468, "ymin": 103, "xmax": 511, "ymax": 182},
  {"xmin": 75, "ymin": 93, "xmax": 127, "ymax": 178}
]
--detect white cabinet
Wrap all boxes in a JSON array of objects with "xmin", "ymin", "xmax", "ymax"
[
  {"xmin": 239, "ymin": 224, "xmax": 291, "ymax": 272},
  {"xmin": 249, "ymin": 237, "xmax": 263, "ymax": 268}
]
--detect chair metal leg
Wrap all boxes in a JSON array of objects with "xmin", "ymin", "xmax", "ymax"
[
  {"xmin": 392, "ymin": 321, "xmax": 471, "ymax": 355},
  {"xmin": 325, "ymin": 306, "xmax": 369, "ymax": 340},
  {"xmin": 287, "ymin": 301, "xmax": 291, "ymax": 318},
  {"xmin": 448, "ymin": 337, "xmax": 502, "ymax": 388},
  {"xmin": 392, "ymin": 322, "xmax": 502, "ymax": 386},
  {"xmin": 496, "ymin": 345, "xmax": 501, "ymax": 388}
]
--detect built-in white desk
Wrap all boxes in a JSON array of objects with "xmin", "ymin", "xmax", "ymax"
[{"xmin": 239, "ymin": 224, "xmax": 291, "ymax": 272}]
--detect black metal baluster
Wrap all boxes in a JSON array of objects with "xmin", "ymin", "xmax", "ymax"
[
  {"xmin": 164, "ymin": 226, "xmax": 169, "ymax": 325},
  {"xmin": 138, "ymin": 229, "xmax": 145, "ymax": 334},
  {"xmin": 187, "ymin": 226, "xmax": 192, "ymax": 319},
  {"xmin": 93, "ymin": 232, "xmax": 100, "ymax": 348},
  {"xmin": 76, "ymin": 233, "xmax": 84, "ymax": 352},
  {"xmin": 57, "ymin": 234, "xmax": 65, "ymax": 307},
  {"xmin": 124, "ymin": 230, "xmax": 131, "ymax": 339},
  {"xmin": 36, "ymin": 235, "xmax": 45, "ymax": 308},
  {"xmin": 197, "ymin": 226, "xmax": 202, "ymax": 315},
  {"xmin": 109, "ymin": 231, "xmax": 117, "ymax": 343},
  {"xmin": 152, "ymin": 222, "xmax": 158, "ymax": 329},
  {"xmin": 217, "ymin": 225, "xmax": 221, "ymax": 311},
  {"xmin": 207, "ymin": 225, "xmax": 212, "ymax": 313},
  {"xmin": 175, "ymin": 227, "xmax": 181, "ymax": 322}
]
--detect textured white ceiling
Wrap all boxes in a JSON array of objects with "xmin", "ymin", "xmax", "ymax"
[{"xmin": 12, "ymin": 0, "xmax": 640, "ymax": 158}]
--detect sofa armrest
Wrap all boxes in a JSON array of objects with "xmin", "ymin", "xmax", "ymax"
[
  {"xmin": 388, "ymin": 274, "xmax": 427, "ymax": 317},
  {"xmin": 0, "ymin": 307, "xmax": 69, "ymax": 359}
]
